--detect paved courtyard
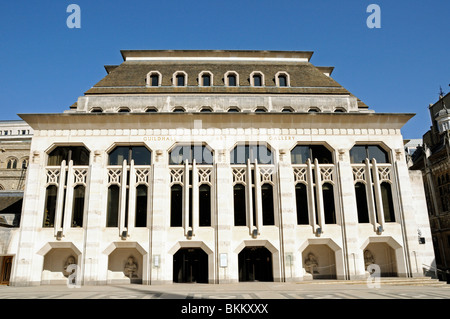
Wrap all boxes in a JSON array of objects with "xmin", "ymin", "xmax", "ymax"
[{"xmin": 1, "ymin": 281, "xmax": 449, "ymax": 299}]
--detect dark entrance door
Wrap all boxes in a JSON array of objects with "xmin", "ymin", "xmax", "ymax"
[
  {"xmin": 238, "ymin": 247, "xmax": 273, "ymax": 282},
  {"xmin": 173, "ymin": 248, "xmax": 208, "ymax": 283},
  {"xmin": 0, "ymin": 256, "xmax": 13, "ymax": 285}
]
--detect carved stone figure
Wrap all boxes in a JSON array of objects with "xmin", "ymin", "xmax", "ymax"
[
  {"xmin": 63, "ymin": 255, "xmax": 76, "ymax": 277},
  {"xmin": 304, "ymin": 252, "xmax": 319, "ymax": 274},
  {"xmin": 124, "ymin": 256, "xmax": 138, "ymax": 278},
  {"xmin": 364, "ymin": 249, "xmax": 375, "ymax": 270}
]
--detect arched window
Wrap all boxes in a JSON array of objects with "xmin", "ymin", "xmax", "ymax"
[
  {"xmin": 295, "ymin": 183, "xmax": 309, "ymax": 225},
  {"xmin": 173, "ymin": 72, "xmax": 187, "ymax": 87},
  {"xmin": 282, "ymin": 107, "xmax": 293, "ymax": 113},
  {"xmin": 355, "ymin": 182, "xmax": 370, "ymax": 223},
  {"xmin": 261, "ymin": 183, "xmax": 275, "ymax": 225},
  {"xmin": 145, "ymin": 107, "xmax": 158, "ymax": 113},
  {"xmin": 169, "ymin": 144, "xmax": 213, "ymax": 165},
  {"xmin": 118, "ymin": 107, "xmax": 130, "ymax": 113},
  {"xmin": 200, "ymin": 107, "xmax": 213, "ymax": 113},
  {"xmin": 275, "ymin": 72, "xmax": 290, "ymax": 87},
  {"xmin": 199, "ymin": 71, "xmax": 212, "ymax": 87},
  {"xmin": 230, "ymin": 144, "xmax": 273, "ymax": 165},
  {"xmin": 135, "ymin": 185, "xmax": 148, "ymax": 227},
  {"xmin": 255, "ymin": 107, "xmax": 267, "ymax": 113},
  {"xmin": 233, "ymin": 184, "xmax": 247, "ymax": 226},
  {"xmin": 227, "ymin": 107, "xmax": 240, "ymax": 113},
  {"xmin": 106, "ymin": 185, "xmax": 120, "ymax": 227},
  {"xmin": 199, "ymin": 184, "xmax": 211, "ymax": 227},
  {"xmin": 225, "ymin": 71, "xmax": 238, "ymax": 87},
  {"xmin": 21, "ymin": 158, "xmax": 28, "ymax": 169},
  {"xmin": 251, "ymin": 72, "xmax": 264, "ymax": 87},
  {"xmin": 43, "ymin": 185, "xmax": 57, "ymax": 227},
  {"xmin": 381, "ymin": 182, "xmax": 395, "ymax": 222},
  {"xmin": 7, "ymin": 158, "xmax": 18, "ymax": 169},
  {"xmin": 170, "ymin": 184, "xmax": 183, "ymax": 227},
  {"xmin": 108, "ymin": 146, "xmax": 151, "ymax": 165},
  {"xmin": 147, "ymin": 71, "xmax": 161, "ymax": 87},
  {"xmin": 90, "ymin": 107, "xmax": 103, "ymax": 113},
  {"xmin": 173, "ymin": 107, "xmax": 185, "ymax": 113},
  {"xmin": 291, "ymin": 145, "xmax": 333, "ymax": 164},
  {"xmin": 72, "ymin": 185, "xmax": 85, "ymax": 227},
  {"xmin": 308, "ymin": 108, "xmax": 320, "ymax": 113},
  {"xmin": 48, "ymin": 146, "xmax": 90, "ymax": 166},
  {"xmin": 350, "ymin": 145, "xmax": 389, "ymax": 164},
  {"xmin": 323, "ymin": 183, "xmax": 336, "ymax": 224}
]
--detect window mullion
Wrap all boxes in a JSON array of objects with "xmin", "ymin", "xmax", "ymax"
[
  {"xmin": 192, "ymin": 159, "xmax": 199, "ymax": 234},
  {"xmin": 183, "ymin": 159, "xmax": 190, "ymax": 236},
  {"xmin": 54, "ymin": 160, "xmax": 67, "ymax": 237},
  {"xmin": 371, "ymin": 158, "xmax": 385, "ymax": 230},
  {"xmin": 364, "ymin": 159, "xmax": 378, "ymax": 231},
  {"xmin": 62, "ymin": 160, "xmax": 75, "ymax": 234},
  {"xmin": 246, "ymin": 159, "xmax": 254, "ymax": 235},
  {"xmin": 119, "ymin": 159, "xmax": 128, "ymax": 236},
  {"xmin": 314, "ymin": 159, "xmax": 324, "ymax": 231},
  {"xmin": 128, "ymin": 160, "xmax": 136, "ymax": 236},
  {"xmin": 306, "ymin": 159, "xmax": 316, "ymax": 233},
  {"xmin": 254, "ymin": 160, "xmax": 263, "ymax": 234}
]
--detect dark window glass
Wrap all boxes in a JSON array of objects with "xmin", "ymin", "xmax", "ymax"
[
  {"xmin": 228, "ymin": 75, "xmax": 237, "ymax": 86},
  {"xmin": 355, "ymin": 182, "xmax": 369, "ymax": 223},
  {"xmin": 170, "ymin": 184, "xmax": 183, "ymax": 227},
  {"xmin": 106, "ymin": 185, "xmax": 120, "ymax": 227},
  {"xmin": 227, "ymin": 107, "xmax": 239, "ymax": 113},
  {"xmin": 48, "ymin": 147, "xmax": 90, "ymax": 166},
  {"xmin": 230, "ymin": 144, "xmax": 273, "ymax": 165},
  {"xmin": 278, "ymin": 75, "xmax": 287, "ymax": 87},
  {"xmin": 118, "ymin": 108, "xmax": 130, "ymax": 113},
  {"xmin": 233, "ymin": 184, "xmax": 246, "ymax": 226},
  {"xmin": 199, "ymin": 184, "xmax": 211, "ymax": 227},
  {"xmin": 71, "ymin": 185, "xmax": 85, "ymax": 227},
  {"xmin": 146, "ymin": 108, "xmax": 158, "ymax": 113},
  {"xmin": 295, "ymin": 183, "xmax": 309, "ymax": 225},
  {"xmin": 169, "ymin": 145, "xmax": 213, "ymax": 165},
  {"xmin": 200, "ymin": 108, "xmax": 212, "ymax": 113},
  {"xmin": 135, "ymin": 185, "xmax": 147, "ymax": 227},
  {"xmin": 282, "ymin": 108, "xmax": 293, "ymax": 113},
  {"xmin": 323, "ymin": 183, "xmax": 336, "ymax": 224},
  {"xmin": 308, "ymin": 108, "xmax": 319, "ymax": 113},
  {"xmin": 150, "ymin": 74, "xmax": 159, "ymax": 86},
  {"xmin": 108, "ymin": 146, "xmax": 151, "ymax": 165},
  {"xmin": 350, "ymin": 145, "xmax": 389, "ymax": 163},
  {"xmin": 21, "ymin": 160, "xmax": 28, "ymax": 169},
  {"xmin": 251, "ymin": 187, "xmax": 256, "ymax": 227},
  {"xmin": 255, "ymin": 108, "xmax": 266, "ymax": 113},
  {"xmin": 173, "ymin": 107, "xmax": 185, "ymax": 113},
  {"xmin": 262, "ymin": 184, "xmax": 275, "ymax": 225},
  {"xmin": 91, "ymin": 108, "xmax": 103, "ymax": 113},
  {"xmin": 381, "ymin": 183, "xmax": 395, "ymax": 222},
  {"xmin": 176, "ymin": 74, "xmax": 185, "ymax": 86},
  {"xmin": 43, "ymin": 185, "xmax": 57, "ymax": 227},
  {"xmin": 253, "ymin": 75, "xmax": 262, "ymax": 86},
  {"xmin": 291, "ymin": 145, "xmax": 333, "ymax": 164},
  {"xmin": 202, "ymin": 75, "xmax": 211, "ymax": 86}
]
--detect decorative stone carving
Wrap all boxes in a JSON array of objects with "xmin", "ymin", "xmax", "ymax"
[
  {"xmin": 304, "ymin": 252, "xmax": 319, "ymax": 274},
  {"xmin": 124, "ymin": 256, "xmax": 138, "ymax": 278},
  {"xmin": 63, "ymin": 255, "xmax": 77, "ymax": 277},
  {"xmin": 364, "ymin": 249, "xmax": 375, "ymax": 270}
]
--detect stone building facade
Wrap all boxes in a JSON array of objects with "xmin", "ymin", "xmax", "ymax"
[
  {"xmin": 410, "ymin": 92, "xmax": 450, "ymax": 279},
  {"xmin": 4, "ymin": 50, "xmax": 435, "ymax": 286}
]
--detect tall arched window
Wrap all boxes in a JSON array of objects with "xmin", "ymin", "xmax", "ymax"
[
  {"xmin": 230, "ymin": 144, "xmax": 273, "ymax": 165},
  {"xmin": 106, "ymin": 185, "xmax": 120, "ymax": 227},
  {"xmin": 43, "ymin": 185, "xmax": 57, "ymax": 227},
  {"xmin": 233, "ymin": 184, "xmax": 247, "ymax": 226},
  {"xmin": 135, "ymin": 185, "xmax": 148, "ymax": 227},
  {"xmin": 72, "ymin": 185, "xmax": 85, "ymax": 227},
  {"xmin": 251, "ymin": 73, "xmax": 263, "ymax": 87},
  {"xmin": 355, "ymin": 182, "xmax": 369, "ymax": 223},
  {"xmin": 48, "ymin": 146, "xmax": 90, "ymax": 166},
  {"xmin": 7, "ymin": 158, "xmax": 17, "ymax": 169},
  {"xmin": 225, "ymin": 71, "xmax": 238, "ymax": 87},
  {"xmin": 295, "ymin": 183, "xmax": 309, "ymax": 225},
  {"xmin": 261, "ymin": 183, "xmax": 274, "ymax": 225},
  {"xmin": 170, "ymin": 184, "xmax": 183, "ymax": 227},
  {"xmin": 291, "ymin": 145, "xmax": 333, "ymax": 164},
  {"xmin": 322, "ymin": 183, "xmax": 336, "ymax": 224},
  {"xmin": 199, "ymin": 184, "xmax": 211, "ymax": 227},
  {"xmin": 381, "ymin": 182, "xmax": 395, "ymax": 222}
]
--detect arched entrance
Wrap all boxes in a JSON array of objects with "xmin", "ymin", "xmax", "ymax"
[
  {"xmin": 173, "ymin": 248, "xmax": 208, "ymax": 283},
  {"xmin": 363, "ymin": 242, "xmax": 398, "ymax": 277},
  {"xmin": 238, "ymin": 247, "xmax": 273, "ymax": 282}
]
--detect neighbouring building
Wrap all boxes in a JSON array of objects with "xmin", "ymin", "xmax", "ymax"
[
  {"xmin": 0, "ymin": 120, "xmax": 33, "ymax": 284},
  {"xmin": 410, "ymin": 92, "xmax": 450, "ymax": 280},
  {"xmin": 3, "ymin": 50, "xmax": 436, "ymax": 286}
]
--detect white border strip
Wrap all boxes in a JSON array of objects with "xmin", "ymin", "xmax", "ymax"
[{"xmin": 125, "ymin": 57, "xmax": 310, "ymax": 62}]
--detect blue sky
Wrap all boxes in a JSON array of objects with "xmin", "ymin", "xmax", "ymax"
[{"xmin": 0, "ymin": 0, "xmax": 448, "ymax": 139}]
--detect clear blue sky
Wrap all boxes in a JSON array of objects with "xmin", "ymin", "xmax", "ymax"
[{"xmin": 0, "ymin": 0, "xmax": 448, "ymax": 139}]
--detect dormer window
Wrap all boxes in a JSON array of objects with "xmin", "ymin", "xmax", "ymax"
[
  {"xmin": 250, "ymin": 72, "xmax": 264, "ymax": 87},
  {"xmin": 173, "ymin": 71, "xmax": 187, "ymax": 87},
  {"xmin": 146, "ymin": 71, "xmax": 162, "ymax": 87},
  {"xmin": 118, "ymin": 107, "xmax": 130, "ymax": 113},
  {"xmin": 173, "ymin": 107, "xmax": 186, "ymax": 113},
  {"xmin": 225, "ymin": 71, "xmax": 239, "ymax": 87},
  {"xmin": 275, "ymin": 72, "xmax": 290, "ymax": 87},
  {"xmin": 199, "ymin": 71, "xmax": 213, "ymax": 87}
]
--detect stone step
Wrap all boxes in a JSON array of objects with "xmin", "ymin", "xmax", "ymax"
[{"xmin": 295, "ymin": 277, "xmax": 448, "ymax": 287}]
